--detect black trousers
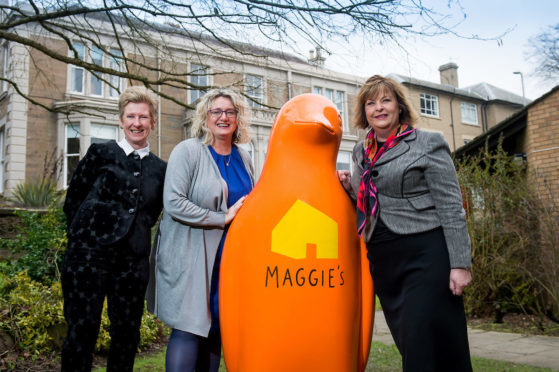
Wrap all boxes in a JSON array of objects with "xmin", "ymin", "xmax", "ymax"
[
  {"xmin": 60, "ymin": 239, "xmax": 149, "ymax": 372},
  {"xmin": 367, "ymin": 228, "xmax": 472, "ymax": 372}
]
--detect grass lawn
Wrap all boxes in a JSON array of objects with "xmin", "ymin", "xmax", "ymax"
[{"xmin": 92, "ymin": 341, "xmax": 556, "ymax": 372}]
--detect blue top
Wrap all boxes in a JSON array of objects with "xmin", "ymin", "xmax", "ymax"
[{"xmin": 208, "ymin": 145, "xmax": 252, "ymax": 333}]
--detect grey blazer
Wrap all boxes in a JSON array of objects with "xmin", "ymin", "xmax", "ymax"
[
  {"xmin": 146, "ymin": 138, "xmax": 254, "ymax": 336},
  {"xmin": 350, "ymin": 130, "xmax": 471, "ymax": 268}
]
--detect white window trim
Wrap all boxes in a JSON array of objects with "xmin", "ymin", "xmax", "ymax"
[
  {"xmin": 460, "ymin": 102, "xmax": 479, "ymax": 125},
  {"xmin": 420, "ymin": 92, "xmax": 439, "ymax": 118}
]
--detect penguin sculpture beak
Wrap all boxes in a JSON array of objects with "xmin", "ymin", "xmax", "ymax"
[{"xmin": 293, "ymin": 120, "xmax": 336, "ymax": 135}]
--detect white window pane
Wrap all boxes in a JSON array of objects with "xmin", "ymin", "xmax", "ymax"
[
  {"xmin": 109, "ymin": 49, "xmax": 122, "ymax": 97},
  {"xmin": 313, "ymin": 86, "xmax": 322, "ymax": 95},
  {"xmin": 65, "ymin": 124, "xmax": 81, "ymax": 187},
  {"xmin": 325, "ymin": 88, "xmax": 334, "ymax": 101},
  {"xmin": 90, "ymin": 46, "xmax": 103, "ymax": 96},
  {"xmin": 72, "ymin": 67, "xmax": 84, "ymax": 93}
]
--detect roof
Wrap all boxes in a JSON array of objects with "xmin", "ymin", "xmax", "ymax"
[
  {"xmin": 462, "ymin": 82, "xmax": 528, "ymax": 105},
  {"xmin": 389, "ymin": 73, "xmax": 526, "ymax": 106},
  {"xmin": 389, "ymin": 73, "xmax": 487, "ymax": 101}
]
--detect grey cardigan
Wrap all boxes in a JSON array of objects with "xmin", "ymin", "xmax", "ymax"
[
  {"xmin": 350, "ymin": 130, "xmax": 471, "ymax": 268},
  {"xmin": 146, "ymin": 138, "xmax": 254, "ymax": 336}
]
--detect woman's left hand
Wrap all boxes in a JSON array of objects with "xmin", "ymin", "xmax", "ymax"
[{"xmin": 449, "ymin": 268, "xmax": 472, "ymax": 296}]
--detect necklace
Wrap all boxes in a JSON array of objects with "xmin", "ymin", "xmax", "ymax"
[{"xmin": 224, "ymin": 153, "xmax": 232, "ymax": 167}]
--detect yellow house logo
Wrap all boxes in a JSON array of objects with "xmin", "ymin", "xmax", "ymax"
[{"xmin": 271, "ymin": 199, "xmax": 338, "ymax": 259}]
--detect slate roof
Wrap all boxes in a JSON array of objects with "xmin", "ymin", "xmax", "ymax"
[{"xmin": 389, "ymin": 73, "xmax": 527, "ymax": 105}]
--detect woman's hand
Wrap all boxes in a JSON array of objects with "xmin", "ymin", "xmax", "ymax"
[
  {"xmin": 225, "ymin": 196, "xmax": 247, "ymax": 224},
  {"xmin": 337, "ymin": 170, "xmax": 352, "ymax": 193},
  {"xmin": 449, "ymin": 268, "xmax": 472, "ymax": 296}
]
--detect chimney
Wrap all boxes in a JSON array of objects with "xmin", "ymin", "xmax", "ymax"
[
  {"xmin": 439, "ymin": 63, "xmax": 459, "ymax": 87},
  {"xmin": 308, "ymin": 47, "xmax": 326, "ymax": 67}
]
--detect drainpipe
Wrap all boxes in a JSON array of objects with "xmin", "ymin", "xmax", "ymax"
[
  {"xmin": 287, "ymin": 70, "xmax": 292, "ymax": 100},
  {"xmin": 449, "ymin": 88, "xmax": 456, "ymax": 151}
]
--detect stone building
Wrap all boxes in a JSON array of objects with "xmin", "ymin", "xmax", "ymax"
[
  {"xmin": 0, "ymin": 14, "xmax": 526, "ymax": 195},
  {"xmin": 391, "ymin": 62, "xmax": 525, "ymax": 152}
]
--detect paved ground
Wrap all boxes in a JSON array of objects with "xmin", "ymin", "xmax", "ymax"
[{"xmin": 372, "ymin": 311, "xmax": 559, "ymax": 370}]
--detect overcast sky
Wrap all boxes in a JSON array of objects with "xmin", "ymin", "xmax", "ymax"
[{"xmin": 323, "ymin": 0, "xmax": 558, "ymax": 101}]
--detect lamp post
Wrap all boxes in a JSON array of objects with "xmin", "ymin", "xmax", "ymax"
[{"xmin": 513, "ymin": 71, "xmax": 526, "ymax": 106}]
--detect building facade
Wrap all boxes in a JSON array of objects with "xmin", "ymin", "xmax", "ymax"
[
  {"xmin": 391, "ymin": 63, "xmax": 525, "ymax": 152},
  {"xmin": 0, "ymin": 17, "xmax": 526, "ymax": 196}
]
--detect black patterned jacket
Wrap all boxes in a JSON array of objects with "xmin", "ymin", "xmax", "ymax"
[{"xmin": 63, "ymin": 141, "xmax": 166, "ymax": 255}]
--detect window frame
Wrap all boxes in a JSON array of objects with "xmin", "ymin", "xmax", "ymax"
[
  {"xmin": 312, "ymin": 86, "xmax": 347, "ymax": 131},
  {"xmin": 89, "ymin": 45, "xmax": 104, "ymax": 97},
  {"xmin": 245, "ymin": 74, "xmax": 264, "ymax": 108},
  {"xmin": 69, "ymin": 41, "xmax": 86, "ymax": 94},
  {"xmin": 460, "ymin": 102, "xmax": 478, "ymax": 125},
  {"xmin": 189, "ymin": 63, "xmax": 209, "ymax": 104},
  {"xmin": 64, "ymin": 123, "xmax": 81, "ymax": 188},
  {"xmin": 420, "ymin": 92, "xmax": 439, "ymax": 118},
  {"xmin": 108, "ymin": 49, "xmax": 122, "ymax": 98}
]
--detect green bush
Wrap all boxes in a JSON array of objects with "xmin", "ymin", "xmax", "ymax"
[
  {"xmin": 8, "ymin": 179, "xmax": 64, "ymax": 208},
  {"xmin": 456, "ymin": 143, "xmax": 558, "ymax": 327},
  {"xmin": 0, "ymin": 270, "xmax": 163, "ymax": 354},
  {"xmin": 0, "ymin": 204, "xmax": 67, "ymax": 284}
]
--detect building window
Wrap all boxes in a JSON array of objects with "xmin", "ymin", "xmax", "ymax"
[
  {"xmin": 420, "ymin": 93, "xmax": 439, "ymax": 117},
  {"xmin": 64, "ymin": 124, "xmax": 80, "ymax": 187},
  {"xmin": 461, "ymin": 102, "xmax": 478, "ymax": 125},
  {"xmin": 190, "ymin": 63, "xmax": 208, "ymax": 104},
  {"xmin": 313, "ymin": 86, "xmax": 347, "ymax": 131},
  {"xmin": 335, "ymin": 91, "xmax": 346, "ymax": 130},
  {"xmin": 0, "ymin": 127, "xmax": 5, "ymax": 193},
  {"xmin": 336, "ymin": 151, "xmax": 352, "ymax": 172},
  {"xmin": 70, "ymin": 42, "xmax": 85, "ymax": 94},
  {"xmin": 69, "ymin": 43, "xmax": 123, "ymax": 98},
  {"xmin": 108, "ymin": 49, "xmax": 122, "ymax": 98},
  {"xmin": 246, "ymin": 74, "xmax": 264, "ymax": 108},
  {"xmin": 90, "ymin": 46, "xmax": 103, "ymax": 96},
  {"xmin": 1, "ymin": 44, "xmax": 8, "ymax": 92},
  {"xmin": 90, "ymin": 123, "xmax": 118, "ymax": 145},
  {"xmin": 64, "ymin": 123, "xmax": 119, "ymax": 187}
]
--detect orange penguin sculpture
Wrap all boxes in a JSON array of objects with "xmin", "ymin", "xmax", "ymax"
[{"xmin": 219, "ymin": 93, "xmax": 374, "ymax": 372}]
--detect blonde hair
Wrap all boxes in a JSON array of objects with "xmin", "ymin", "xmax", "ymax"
[
  {"xmin": 190, "ymin": 88, "xmax": 251, "ymax": 144},
  {"xmin": 118, "ymin": 86, "xmax": 158, "ymax": 125},
  {"xmin": 353, "ymin": 75, "xmax": 418, "ymax": 130}
]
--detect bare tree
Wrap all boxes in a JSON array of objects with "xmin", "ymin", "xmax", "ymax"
[
  {"xmin": 0, "ymin": 0, "xmax": 471, "ymax": 113},
  {"xmin": 528, "ymin": 23, "xmax": 559, "ymax": 83}
]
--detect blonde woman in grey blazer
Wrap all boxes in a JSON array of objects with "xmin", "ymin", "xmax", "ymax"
[
  {"xmin": 339, "ymin": 75, "xmax": 472, "ymax": 371},
  {"xmin": 146, "ymin": 89, "xmax": 254, "ymax": 372}
]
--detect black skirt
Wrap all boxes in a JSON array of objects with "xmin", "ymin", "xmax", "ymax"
[{"xmin": 367, "ymin": 227, "xmax": 472, "ymax": 372}]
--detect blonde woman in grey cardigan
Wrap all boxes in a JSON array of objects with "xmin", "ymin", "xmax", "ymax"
[{"xmin": 147, "ymin": 89, "xmax": 254, "ymax": 372}]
